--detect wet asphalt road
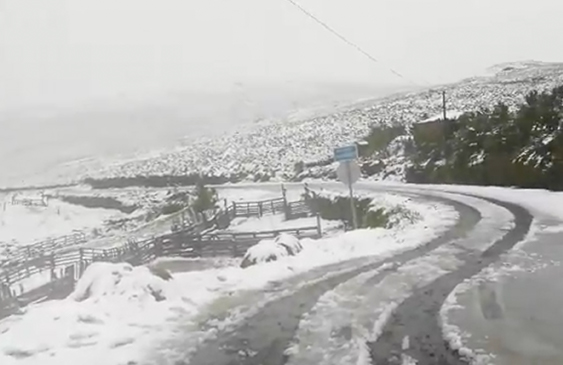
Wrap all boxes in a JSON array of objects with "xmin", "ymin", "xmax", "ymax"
[
  {"xmin": 445, "ymin": 215, "xmax": 563, "ymax": 365},
  {"xmin": 183, "ymin": 191, "xmax": 524, "ymax": 365},
  {"xmin": 368, "ymin": 197, "xmax": 532, "ymax": 365}
]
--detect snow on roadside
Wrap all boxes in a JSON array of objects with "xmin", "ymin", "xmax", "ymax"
[
  {"xmin": 0, "ymin": 190, "xmax": 457, "ymax": 365},
  {"xmin": 365, "ymin": 181, "xmax": 563, "ymax": 222}
]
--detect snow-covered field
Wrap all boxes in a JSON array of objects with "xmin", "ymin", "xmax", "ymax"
[
  {"xmin": 0, "ymin": 188, "xmax": 456, "ymax": 365},
  {"xmin": 0, "ymin": 194, "xmax": 126, "ymax": 257}
]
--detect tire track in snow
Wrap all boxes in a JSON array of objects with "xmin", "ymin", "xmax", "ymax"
[
  {"xmin": 149, "ymin": 255, "xmax": 383, "ymax": 364},
  {"xmin": 183, "ymin": 195, "xmax": 480, "ymax": 365},
  {"xmin": 283, "ymin": 192, "xmax": 512, "ymax": 365},
  {"xmin": 368, "ymin": 197, "xmax": 532, "ymax": 365}
]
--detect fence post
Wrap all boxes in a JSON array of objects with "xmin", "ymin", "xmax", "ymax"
[
  {"xmin": 49, "ymin": 254, "xmax": 56, "ymax": 281},
  {"xmin": 78, "ymin": 248, "xmax": 84, "ymax": 277},
  {"xmin": 154, "ymin": 237, "xmax": 162, "ymax": 258},
  {"xmin": 259, "ymin": 202, "xmax": 263, "ymax": 217},
  {"xmin": 232, "ymin": 202, "xmax": 237, "ymax": 217},
  {"xmin": 316, "ymin": 214, "xmax": 322, "ymax": 237},
  {"xmin": 232, "ymin": 241, "xmax": 238, "ymax": 257},
  {"xmin": 196, "ymin": 235, "xmax": 203, "ymax": 257}
]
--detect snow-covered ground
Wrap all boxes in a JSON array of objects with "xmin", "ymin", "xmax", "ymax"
[{"xmin": 0, "ymin": 188, "xmax": 456, "ymax": 365}]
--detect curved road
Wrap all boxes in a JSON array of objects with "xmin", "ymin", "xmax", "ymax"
[{"xmin": 177, "ymin": 186, "xmax": 532, "ymax": 365}]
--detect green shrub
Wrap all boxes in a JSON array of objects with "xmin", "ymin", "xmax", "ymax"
[
  {"xmin": 304, "ymin": 193, "xmax": 389, "ymax": 229},
  {"xmin": 362, "ymin": 208, "xmax": 390, "ymax": 228},
  {"xmin": 191, "ymin": 182, "xmax": 218, "ymax": 213}
]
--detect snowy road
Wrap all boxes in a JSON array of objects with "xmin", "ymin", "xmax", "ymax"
[{"xmin": 178, "ymin": 185, "xmax": 533, "ymax": 365}]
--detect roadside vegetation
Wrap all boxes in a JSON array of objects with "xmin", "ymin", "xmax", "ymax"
[{"xmin": 303, "ymin": 191, "xmax": 420, "ymax": 229}]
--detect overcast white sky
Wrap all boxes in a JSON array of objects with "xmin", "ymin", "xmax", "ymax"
[{"xmin": 1, "ymin": 0, "xmax": 563, "ymax": 111}]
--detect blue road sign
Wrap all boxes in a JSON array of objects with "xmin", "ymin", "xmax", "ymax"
[{"xmin": 334, "ymin": 145, "xmax": 358, "ymax": 162}]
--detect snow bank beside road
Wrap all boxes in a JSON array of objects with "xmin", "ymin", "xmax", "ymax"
[{"xmin": 364, "ymin": 181, "xmax": 563, "ymax": 222}]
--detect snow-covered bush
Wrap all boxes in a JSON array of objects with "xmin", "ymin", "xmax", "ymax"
[
  {"xmin": 240, "ymin": 234, "xmax": 302, "ymax": 268},
  {"xmin": 70, "ymin": 262, "xmax": 169, "ymax": 302}
]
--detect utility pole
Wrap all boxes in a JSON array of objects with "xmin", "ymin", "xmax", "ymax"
[
  {"xmin": 441, "ymin": 90, "xmax": 448, "ymax": 161},
  {"xmin": 442, "ymin": 90, "xmax": 447, "ymax": 120},
  {"xmin": 346, "ymin": 161, "xmax": 358, "ymax": 230}
]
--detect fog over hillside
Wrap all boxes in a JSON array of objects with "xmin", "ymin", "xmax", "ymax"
[
  {"xmin": 0, "ymin": 82, "xmax": 403, "ymax": 187},
  {"xmin": 2, "ymin": 0, "xmax": 563, "ymax": 187}
]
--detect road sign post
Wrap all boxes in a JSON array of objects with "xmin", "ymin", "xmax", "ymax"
[
  {"xmin": 334, "ymin": 145, "xmax": 360, "ymax": 230},
  {"xmin": 346, "ymin": 161, "xmax": 358, "ymax": 230}
]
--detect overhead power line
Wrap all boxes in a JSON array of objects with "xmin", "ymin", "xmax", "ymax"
[{"xmin": 280, "ymin": 0, "xmax": 425, "ymax": 87}]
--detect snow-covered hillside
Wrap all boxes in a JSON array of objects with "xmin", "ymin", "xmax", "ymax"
[{"xmin": 77, "ymin": 61, "xmax": 563, "ymax": 183}]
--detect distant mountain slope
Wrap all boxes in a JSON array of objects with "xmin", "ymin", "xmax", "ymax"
[{"xmin": 86, "ymin": 61, "xmax": 563, "ymax": 186}]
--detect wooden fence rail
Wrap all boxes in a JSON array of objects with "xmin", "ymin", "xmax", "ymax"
[{"xmin": 0, "ymin": 196, "xmax": 318, "ymax": 316}]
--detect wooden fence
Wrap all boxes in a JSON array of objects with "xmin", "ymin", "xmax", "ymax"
[
  {"xmin": 173, "ymin": 197, "xmax": 292, "ymax": 231},
  {"xmin": 0, "ymin": 232, "xmax": 86, "ymax": 269},
  {"xmin": 0, "ymin": 197, "xmax": 319, "ymax": 317},
  {"xmin": 231, "ymin": 197, "xmax": 287, "ymax": 218},
  {"xmin": 11, "ymin": 194, "xmax": 48, "ymax": 207}
]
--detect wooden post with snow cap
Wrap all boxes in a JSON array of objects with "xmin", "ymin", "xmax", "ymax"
[{"xmin": 78, "ymin": 248, "xmax": 84, "ymax": 277}]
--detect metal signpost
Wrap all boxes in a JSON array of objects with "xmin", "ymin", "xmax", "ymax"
[{"xmin": 334, "ymin": 144, "xmax": 360, "ymax": 229}]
